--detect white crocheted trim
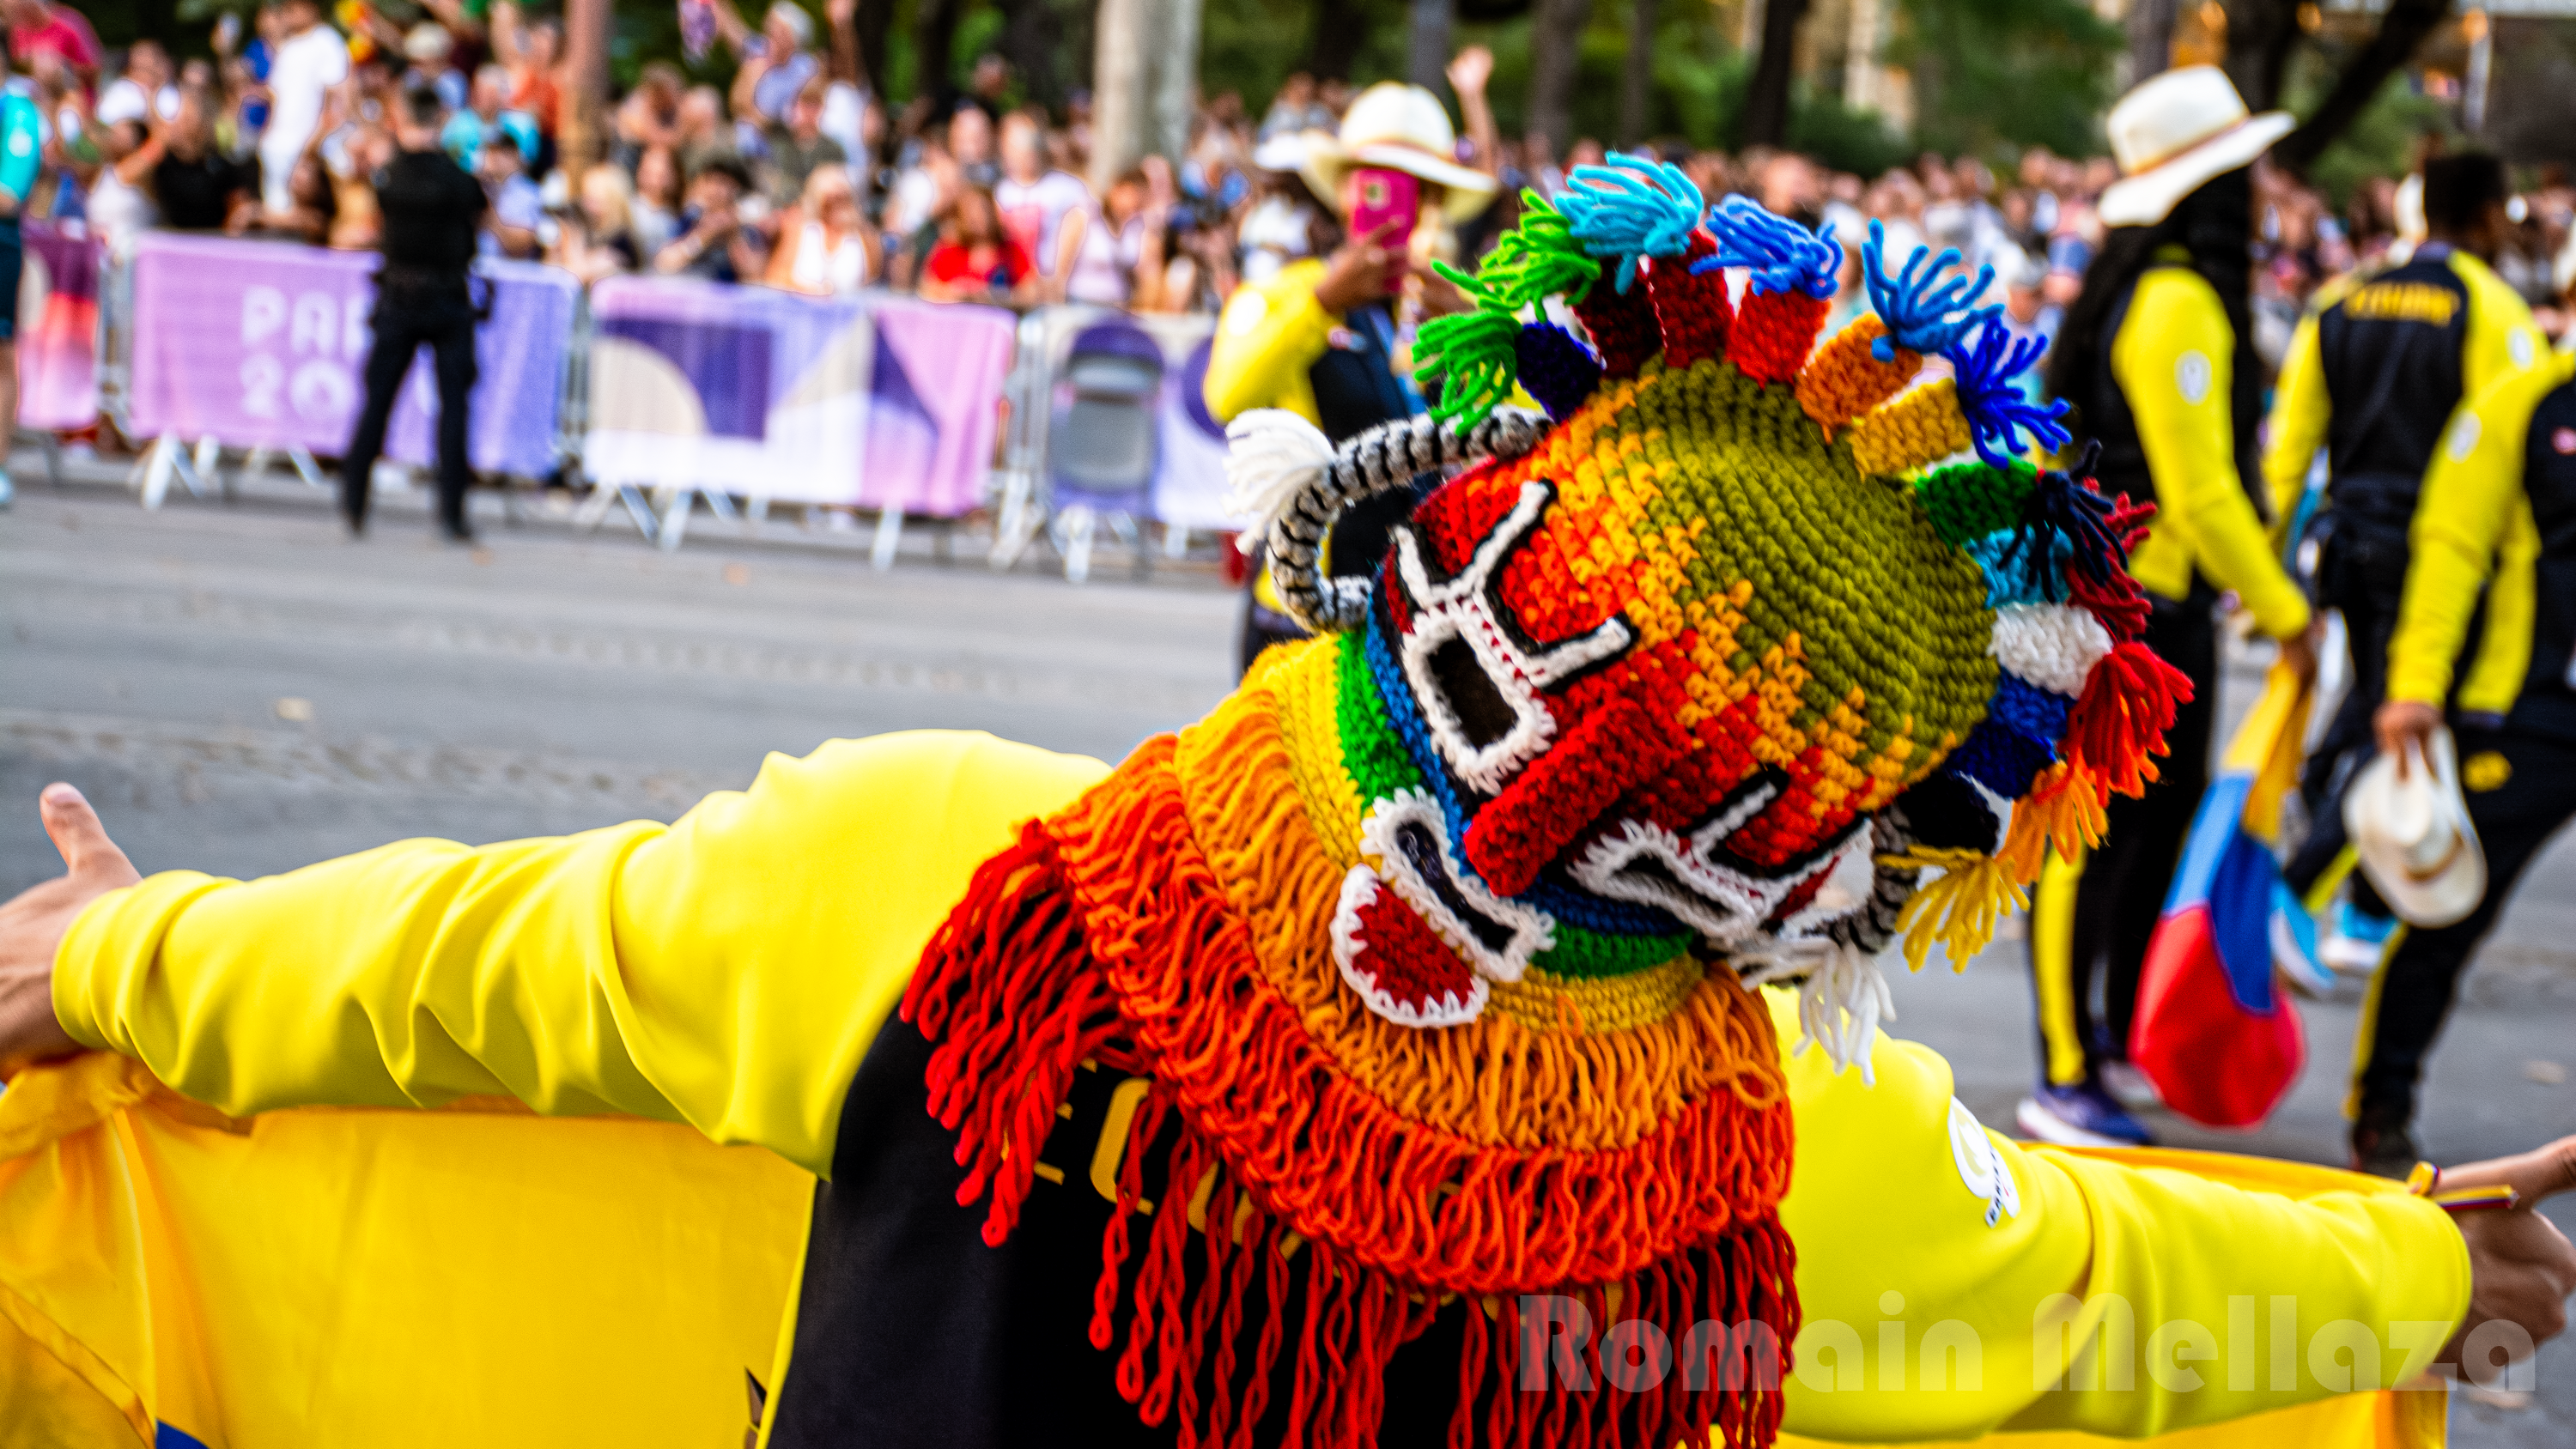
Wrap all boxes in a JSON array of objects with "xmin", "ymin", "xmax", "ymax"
[
  {"xmin": 1987, "ymin": 602, "xmax": 2111, "ymax": 697},
  {"xmin": 1350, "ymin": 791, "xmax": 1554, "ymax": 983},
  {"xmin": 1571, "ymin": 815, "xmax": 1864, "ymax": 946}
]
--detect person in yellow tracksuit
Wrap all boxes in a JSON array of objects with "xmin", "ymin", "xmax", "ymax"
[
  {"xmin": 2023, "ymin": 68, "xmax": 2318, "ymax": 1149},
  {"xmin": 2260, "ymin": 153, "xmax": 2543, "ymax": 1016},
  {"xmin": 0, "ymin": 737, "xmax": 2562, "ymax": 1449},
  {"xmin": 2366, "ymin": 342, "xmax": 2576, "ymax": 1181},
  {"xmin": 1204, "ymin": 82, "xmax": 1492, "ymax": 676}
]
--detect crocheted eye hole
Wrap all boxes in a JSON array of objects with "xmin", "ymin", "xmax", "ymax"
[{"xmin": 1424, "ymin": 634, "xmax": 1517, "ymax": 751}]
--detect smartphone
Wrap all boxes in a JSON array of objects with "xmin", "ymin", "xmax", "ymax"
[{"xmin": 1347, "ymin": 167, "xmax": 1419, "ymax": 255}]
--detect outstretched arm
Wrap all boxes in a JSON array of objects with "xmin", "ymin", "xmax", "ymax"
[{"xmin": 2, "ymin": 733, "xmax": 1108, "ymax": 1177}]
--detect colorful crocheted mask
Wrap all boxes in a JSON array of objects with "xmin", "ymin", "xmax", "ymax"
[
  {"xmin": 1225, "ymin": 161, "xmax": 2185, "ymax": 1064},
  {"xmin": 902, "ymin": 157, "xmax": 2190, "ymax": 1449}
]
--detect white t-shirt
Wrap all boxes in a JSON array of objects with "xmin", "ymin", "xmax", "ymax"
[
  {"xmin": 259, "ymin": 24, "xmax": 350, "ymax": 208},
  {"xmin": 993, "ymin": 169, "xmax": 1091, "ymax": 278},
  {"xmin": 1066, "ymin": 208, "xmax": 1142, "ymax": 306},
  {"xmin": 96, "ymin": 78, "xmax": 179, "ymax": 127}
]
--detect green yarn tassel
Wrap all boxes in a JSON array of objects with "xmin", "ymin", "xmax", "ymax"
[
  {"xmin": 1418, "ymin": 264, "xmax": 1524, "ymax": 426},
  {"xmin": 1487, "ymin": 193, "xmax": 1601, "ymax": 307}
]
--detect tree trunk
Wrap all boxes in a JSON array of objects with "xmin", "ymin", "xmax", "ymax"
[
  {"xmin": 2223, "ymin": 0, "xmax": 2303, "ymax": 111},
  {"xmin": 997, "ymin": 0, "xmax": 1064, "ymax": 109},
  {"xmin": 1308, "ymin": 0, "xmax": 1370, "ymax": 81},
  {"xmin": 1619, "ymin": 0, "xmax": 1656, "ymax": 146},
  {"xmin": 1525, "ymin": 0, "xmax": 1594, "ymax": 155},
  {"xmin": 2125, "ymin": 0, "xmax": 2176, "ymax": 88},
  {"xmin": 1738, "ymin": 0, "xmax": 1806, "ymax": 149},
  {"xmin": 915, "ymin": 0, "xmax": 969, "ymax": 103},
  {"xmin": 1091, "ymin": 0, "xmax": 1151, "ymax": 189},
  {"xmin": 2272, "ymin": 0, "xmax": 2453, "ymax": 176},
  {"xmin": 559, "ymin": 0, "xmax": 611, "ymax": 179},
  {"xmin": 1153, "ymin": 0, "xmax": 1206, "ymax": 161},
  {"xmin": 854, "ymin": 0, "xmax": 896, "ymax": 99},
  {"xmin": 1410, "ymin": 0, "xmax": 1455, "ymax": 93}
]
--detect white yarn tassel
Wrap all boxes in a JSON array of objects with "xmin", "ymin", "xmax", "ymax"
[
  {"xmin": 1223, "ymin": 409, "xmax": 1334, "ymax": 554},
  {"xmin": 1735, "ymin": 938, "xmax": 1895, "ymax": 1085}
]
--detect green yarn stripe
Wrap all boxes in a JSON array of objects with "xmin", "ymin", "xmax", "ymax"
[{"xmin": 1912, "ymin": 459, "xmax": 2038, "ymax": 548}]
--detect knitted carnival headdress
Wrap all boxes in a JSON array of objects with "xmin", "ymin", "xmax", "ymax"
[{"xmin": 902, "ymin": 155, "xmax": 2190, "ymax": 1449}]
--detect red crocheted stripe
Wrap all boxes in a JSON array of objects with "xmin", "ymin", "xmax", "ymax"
[
  {"xmin": 1467, "ymin": 694, "xmax": 1689, "ymax": 897},
  {"xmin": 1726, "ymin": 289, "xmax": 1830, "ymax": 388},
  {"xmin": 1645, "ymin": 236, "xmax": 1733, "ymax": 373},
  {"xmin": 1575, "ymin": 278, "xmax": 1663, "ymax": 379}
]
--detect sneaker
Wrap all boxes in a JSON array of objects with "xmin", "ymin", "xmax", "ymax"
[
  {"xmin": 2350, "ymin": 1107, "xmax": 2421, "ymax": 1179},
  {"xmin": 2017, "ymin": 1081, "xmax": 2154, "ymax": 1148},
  {"xmin": 2099, "ymin": 1058, "xmax": 2164, "ymax": 1110},
  {"xmin": 2319, "ymin": 899, "xmax": 2399, "ymax": 974},
  {"xmin": 2271, "ymin": 882, "xmax": 2336, "ymax": 997}
]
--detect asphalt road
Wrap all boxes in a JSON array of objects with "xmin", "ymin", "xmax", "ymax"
[{"xmin": 4, "ymin": 466, "xmax": 2573, "ymax": 1443}]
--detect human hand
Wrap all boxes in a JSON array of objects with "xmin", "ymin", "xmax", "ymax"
[
  {"xmin": 1313, "ymin": 221, "xmax": 1402, "ymax": 314},
  {"xmin": 1412, "ymin": 263, "xmax": 1473, "ymax": 319},
  {"xmin": 2375, "ymin": 700, "xmax": 2443, "ymax": 781},
  {"xmin": 1446, "ymin": 45, "xmax": 1494, "ymax": 99},
  {"xmin": 2275, "ymin": 617, "xmax": 2321, "ymax": 688},
  {"xmin": 0, "ymin": 785, "xmax": 140, "ymax": 1078},
  {"xmin": 2438, "ymin": 1137, "xmax": 2576, "ymax": 1385},
  {"xmin": 826, "ymin": 0, "xmax": 856, "ymax": 24}
]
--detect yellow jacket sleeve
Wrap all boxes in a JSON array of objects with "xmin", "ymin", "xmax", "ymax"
[
  {"xmin": 52, "ymin": 731, "xmax": 1112, "ymax": 1178},
  {"xmin": 2259, "ymin": 311, "xmax": 2329, "ymax": 542},
  {"xmin": 2387, "ymin": 355, "xmax": 2574, "ymax": 711},
  {"xmin": 1773, "ymin": 991, "xmax": 2469, "ymax": 1442},
  {"xmin": 1203, "ymin": 257, "xmax": 1335, "ymax": 427},
  {"xmin": 2114, "ymin": 268, "xmax": 2313, "ymax": 639}
]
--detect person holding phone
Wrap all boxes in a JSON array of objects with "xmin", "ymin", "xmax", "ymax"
[{"xmin": 1203, "ymin": 76, "xmax": 1497, "ymax": 675}]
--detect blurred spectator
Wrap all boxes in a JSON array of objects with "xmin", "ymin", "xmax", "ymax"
[
  {"xmin": 884, "ymin": 130, "xmax": 956, "ymax": 244},
  {"xmin": 675, "ymin": 84, "xmax": 732, "ymax": 179},
  {"xmin": 718, "ymin": 0, "xmax": 819, "ymax": 128},
  {"xmin": 478, "ymin": 131, "xmax": 542, "ymax": 258},
  {"xmin": 993, "ymin": 111, "xmax": 1087, "ymax": 300},
  {"xmin": 555, "ymin": 162, "xmax": 643, "ymax": 282},
  {"xmin": 1236, "ymin": 143, "xmax": 1321, "ymax": 286},
  {"xmin": 917, "ymin": 183, "xmax": 1031, "ymax": 304},
  {"xmin": 401, "ymin": 22, "xmax": 467, "ymax": 112},
  {"xmin": 123, "ymin": 85, "xmax": 256, "ymax": 231},
  {"xmin": 245, "ymin": 145, "xmax": 337, "ymax": 245},
  {"xmin": 258, "ymin": 0, "xmax": 348, "ymax": 214},
  {"xmin": 1759, "ymin": 151, "xmax": 1821, "ymax": 229},
  {"xmin": 950, "ymin": 106, "xmax": 999, "ymax": 189},
  {"xmin": 489, "ymin": 1, "xmax": 564, "ymax": 159},
  {"xmin": 653, "ymin": 154, "xmax": 765, "ymax": 282},
  {"xmin": 1259, "ymin": 73, "xmax": 1332, "ymax": 141},
  {"xmin": 4, "ymin": 0, "xmax": 96, "ymax": 93},
  {"xmin": 442, "ymin": 65, "xmax": 538, "ymax": 175},
  {"xmin": 98, "ymin": 40, "xmax": 179, "ymax": 127},
  {"xmin": 630, "ymin": 143, "xmax": 683, "ymax": 258},
  {"xmin": 1066, "ymin": 167, "xmax": 1162, "ymax": 307},
  {"xmin": 762, "ymin": 76, "xmax": 846, "ymax": 209},
  {"xmin": 616, "ymin": 62, "xmax": 686, "ymax": 169},
  {"xmin": 322, "ymin": 114, "xmax": 390, "ymax": 249},
  {"xmin": 764, "ymin": 161, "xmax": 878, "ymax": 294}
]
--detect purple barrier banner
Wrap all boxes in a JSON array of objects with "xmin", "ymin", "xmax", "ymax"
[
  {"xmin": 126, "ymin": 234, "xmax": 568, "ymax": 470},
  {"xmin": 18, "ymin": 220, "xmax": 102, "ymax": 431},
  {"xmin": 583, "ymin": 277, "xmax": 1012, "ymax": 515}
]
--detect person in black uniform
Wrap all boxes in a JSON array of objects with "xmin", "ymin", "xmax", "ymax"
[
  {"xmin": 2262, "ymin": 154, "xmax": 2543, "ymax": 970},
  {"xmin": 339, "ymin": 83, "xmax": 489, "ymax": 543}
]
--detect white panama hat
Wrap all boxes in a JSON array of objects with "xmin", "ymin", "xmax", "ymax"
[
  {"xmin": 2345, "ymin": 724, "xmax": 2488, "ymax": 929},
  {"xmin": 2097, "ymin": 65, "xmax": 2295, "ymax": 228},
  {"xmin": 1299, "ymin": 82, "xmax": 1498, "ymax": 224}
]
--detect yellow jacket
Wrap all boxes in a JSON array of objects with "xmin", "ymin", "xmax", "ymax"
[
  {"xmin": 21, "ymin": 731, "xmax": 2467, "ymax": 1446},
  {"xmin": 2262, "ymin": 250, "xmax": 2543, "ymax": 529},
  {"xmin": 2114, "ymin": 266, "xmax": 2312, "ymax": 639},
  {"xmin": 2386, "ymin": 351, "xmax": 2576, "ymax": 714},
  {"xmin": 1204, "ymin": 257, "xmax": 1344, "ymax": 430}
]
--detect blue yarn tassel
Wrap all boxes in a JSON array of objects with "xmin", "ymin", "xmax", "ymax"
[
  {"xmin": 1695, "ymin": 194, "xmax": 1841, "ymax": 299},
  {"xmin": 1557, "ymin": 153, "xmax": 1704, "ymax": 295},
  {"xmin": 1945, "ymin": 322, "xmax": 2072, "ymax": 468},
  {"xmin": 1862, "ymin": 219, "xmax": 1999, "ymax": 362}
]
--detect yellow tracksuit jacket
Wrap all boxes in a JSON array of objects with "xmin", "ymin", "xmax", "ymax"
[{"xmin": 9, "ymin": 731, "xmax": 2468, "ymax": 1447}]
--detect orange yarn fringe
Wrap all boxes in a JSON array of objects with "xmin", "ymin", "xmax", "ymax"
[
  {"xmin": 902, "ymin": 735, "xmax": 1801, "ymax": 1449},
  {"xmin": 1996, "ymin": 758, "xmax": 2111, "ymax": 885}
]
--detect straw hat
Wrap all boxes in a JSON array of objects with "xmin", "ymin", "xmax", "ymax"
[
  {"xmin": 1298, "ymin": 82, "xmax": 1498, "ymax": 223},
  {"xmin": 2097, "ymin": 65, "xmax": 2294, "ymax": 227},
  {"xmin": 2344, "ymin": 725, "xmax": 2487, "ymax": 927}
]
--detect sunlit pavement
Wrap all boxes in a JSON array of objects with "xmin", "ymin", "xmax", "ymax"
[{"xmin": 4, "ymin": 455, "xmax": 2570, "ymax": 1443}]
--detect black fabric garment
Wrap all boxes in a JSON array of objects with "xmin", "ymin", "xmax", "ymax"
[
  {"xmin": 373, "ymin": 146, "xmax": 487, "ymax": 278},
  {"xmin": 772, "ymin": 1016, "xmax": 1477, "ymax": 1447},
  {"xmin": 149, "ymin": 150, "xmax": 255, "ymax": 230},
  {"xmin": 340, "ymin": 286, "xmax": 478, "ymax": 537},
  {"xmin": 2027, "ymin": 587, "xmax": 2218, "ymax": 1075},
  {"xmin": 1237, "ymin": 300, "xmax": 1422, "ymax": 676},
  {"xmin": 2316, "ymin": 252, "xmax": 2470, "ymax": 526},
  {"xmin": 2285, "ymin": 513, "xmax": 2414, "ymax": 908},
  {"xmin": 2351, "ymin": 726, "xmax": 2576, "ymax": 1125},
  {"xmin": 2501, "ymin": 381, "xmax": 2576, "ymax": 744}
]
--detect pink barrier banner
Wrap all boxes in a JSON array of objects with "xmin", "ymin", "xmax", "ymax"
[
  {"xmin": 125, "ymin": 233, "xmax": 570, "ymax": 470},
  {"xmin": 17, "ymin": 220, "xmax": 104, "ymax": 431},
  {"xmin": 583, "ymin": 277, "xmax": 1012, "ymax": 515}
]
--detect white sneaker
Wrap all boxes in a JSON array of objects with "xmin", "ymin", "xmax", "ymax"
[{"xmin": 2099, "ymin": 1059, "xmax": 2164, "ymax": 1110}]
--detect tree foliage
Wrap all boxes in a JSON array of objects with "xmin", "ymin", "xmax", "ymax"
[{"xmin": 1892, "ymin": 0, "xmax": 2120, "ymax": 161}]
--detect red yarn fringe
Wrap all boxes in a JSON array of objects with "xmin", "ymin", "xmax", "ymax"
[
  {"xmin": 2065, "ymin": 640, "xmax": 2195, "ymax": 797},
  {"xmin": 1643, "ymin": 234, "xmax": 1732, "ymax": 373},
  {"xmin": 1575, "ymin": 276, "xmax": 1663, "ymax": 378},
  {"xmin": 2067, "ymin": 567, "xmax": 2152, "ymax": 643},
  {"xmin": 902, "ymin": 743, "xmax": 1803, "ymax": 1447},
  {"xmin": 1725, "ymin": 289, "xmax": 1829, "ymax": 388}
]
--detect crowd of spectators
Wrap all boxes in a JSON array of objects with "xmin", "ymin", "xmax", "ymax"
[{"xmin": 12, "ymin": 0, "xmax": 2576, "ymax": 349}]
